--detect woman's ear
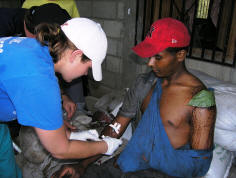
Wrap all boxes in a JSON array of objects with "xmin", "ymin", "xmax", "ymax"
[
  {"xmin": 69, "ymin": 49, "xmax": 83, "ymax": 63},
  {"xmin": 176, "ymin": 50, "xmax": 187, "ymax": 62}
]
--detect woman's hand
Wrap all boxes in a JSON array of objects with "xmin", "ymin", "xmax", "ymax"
[{"xmin": 62, "ymin": 94, "xmax": 77, "ymax": 119}]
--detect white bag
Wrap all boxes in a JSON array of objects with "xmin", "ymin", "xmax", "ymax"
[
  {"xmin": 213, "ymin": 90, "xmax": 236, "ymax": 131},
  {"xmin": 214, "ymin": 128, "xmax": 236, "ymax": 151},
  {"xmin": 203, "ymin": 144, "xmax": 234, "ymax": 178}
]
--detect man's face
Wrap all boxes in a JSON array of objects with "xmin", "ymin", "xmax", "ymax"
[{"xmin": 147, "ymin": 50, "xmax": 179, "ymax": 78}]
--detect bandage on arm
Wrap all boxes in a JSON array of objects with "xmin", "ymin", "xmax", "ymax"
[{"xmin": 101, "ymin": 115, "xmax": 131, "ymax": 138}]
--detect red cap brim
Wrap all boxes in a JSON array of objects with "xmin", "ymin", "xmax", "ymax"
[{"xmin": 132, "ymin": 40, "xmax": 167, "ymax": 58}]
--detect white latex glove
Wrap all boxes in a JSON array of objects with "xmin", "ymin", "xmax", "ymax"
[
  {"xmin": 102, "ymin": 135, "xmax": 123, "ymax": 155},
  {"xmin": 69, "ymin": 129, "xmax": 100, "ymax": 141}
]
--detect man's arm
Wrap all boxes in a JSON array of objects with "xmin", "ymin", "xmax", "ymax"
[{"xmin": 191, "ymin": 106, "xmax": 216, "ymax": 149}]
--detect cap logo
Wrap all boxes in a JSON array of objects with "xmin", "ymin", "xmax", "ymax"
[
  {"xmin": 147, "ymin": 26, "xmax": 155, "ymax": 38},
  {"xmin": 172, "ymin": 39, "xmax": 177, "ymax": 43}
]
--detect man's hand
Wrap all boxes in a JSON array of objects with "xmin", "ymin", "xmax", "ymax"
[
  {"xmin": 51, "ymin": 164, "xmax": 84, "ymax": 178},
  {"xmin": 62, "ymin": 94, "xmax": 77, "ymax": 119}
]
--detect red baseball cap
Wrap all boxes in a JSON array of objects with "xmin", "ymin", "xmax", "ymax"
[{"xmin": 132, "ymin": 18, "xmax": 190, "ymax": 58}]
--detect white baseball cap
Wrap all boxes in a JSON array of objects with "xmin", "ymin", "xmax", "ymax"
[{"xmin": 61, "ymin": 18, "xmax": 107, "ymax": 81}]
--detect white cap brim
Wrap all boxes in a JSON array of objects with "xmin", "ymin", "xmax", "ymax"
[{"xmin": 92, "ymin": 60, "xmax": 102, "ymax": 81}]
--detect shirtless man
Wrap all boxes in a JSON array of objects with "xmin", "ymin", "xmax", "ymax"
[{"xmin": 53, "ymin": 17, "xmax": 216, "ymax": 178}]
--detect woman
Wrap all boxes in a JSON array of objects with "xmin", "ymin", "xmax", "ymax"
[{"xmin": 0, "ymin": 18, "xmax": 122, "ymax": 177}]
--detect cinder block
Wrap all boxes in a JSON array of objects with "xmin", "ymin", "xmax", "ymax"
[
  {"xmin": 101, "ymin": 70, "xmax": 122, "ymax": 89},
  {"xmin": 105, "ymin": 55, "xmax": 122, "ymax": 73},
  {"xmin": 117, "ymin": 41, "xmax": 123, "ymax": 57},
  {"xmin": 107, "ymin": 38, "xmax": 118, "ymax": 56},
  {"xmin": 103, "ymin": 20, "xmax": 124, "ymax": 38},
  {"xmin": 107, "ymin": 38, "xmax": 123, "ymax": 57},
  {"xmin": 92, "ymin": 1, "xmax": 116, "ymax": 19},
  {"xmin": 117, "ymin": 2, "xmax": 125, "ymax": 19},
  {"xmin": 76, "ymin": 1, "xmax": 92, "ymax": 17}
]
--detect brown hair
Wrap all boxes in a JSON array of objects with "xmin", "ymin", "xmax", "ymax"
[{"xmin": 35, "ymin": 23, "xmax": 90, "ymax": 63}]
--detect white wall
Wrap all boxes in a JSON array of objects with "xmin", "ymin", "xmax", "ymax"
[{"xmin": 186, "ymin": 58, "xmax": 236, "ymax": 84}]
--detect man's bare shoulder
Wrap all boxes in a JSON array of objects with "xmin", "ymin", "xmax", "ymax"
[{"xmin": 174, "ymin": 72, "xmax": 206, "ymax": 96}]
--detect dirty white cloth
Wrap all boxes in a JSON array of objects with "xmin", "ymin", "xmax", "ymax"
[{"xmin": 69, "ymin": 129, "xmax": 100, "ymax": 141}]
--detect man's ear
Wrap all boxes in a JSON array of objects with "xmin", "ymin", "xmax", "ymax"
[
  {"xmin": 176, "ymin": 50, "xmax": 187, "ymax": 62},
  {"xmin": 70, "ymin": 49, "xmax": 83, "ymax": 63}
]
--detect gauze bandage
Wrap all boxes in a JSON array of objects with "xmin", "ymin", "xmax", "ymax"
[{"xmin": 109, "ymin": 122, "xmax": 121, "ymax": 134}]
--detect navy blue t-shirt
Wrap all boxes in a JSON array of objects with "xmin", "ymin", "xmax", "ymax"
[{"xmin": 0, "ymin": 37, "xmax": 63, "ymax": 130}]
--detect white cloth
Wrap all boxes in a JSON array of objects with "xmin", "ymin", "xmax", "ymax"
[{"xmin": 69, "ymin": 129, "xmax": 100, "ymax": 141}]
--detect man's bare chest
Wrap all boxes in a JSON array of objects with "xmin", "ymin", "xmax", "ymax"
[
  {"xmin": 160, "ymin": 89, "xmax": 193, "ymax": 127},
  {"xmin": 142, "ymin": 86, "xmax": 193, "ymax": 128}
]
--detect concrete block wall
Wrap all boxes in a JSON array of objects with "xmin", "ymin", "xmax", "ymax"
[
  {"xmin": 76, "ymin": 0, "xmax": 138, "ymax": 92},
  {"xmin": 75, "ymin": 0, "xmax": 236, "ymax": 93}
]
